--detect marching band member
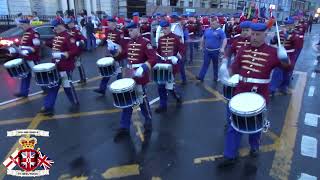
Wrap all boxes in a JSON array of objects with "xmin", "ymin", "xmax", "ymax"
[
  {"xmin": 140, "ymin": 15, "xmax": 151, "ymax": 41},
  {"xmin": 93, "ymin": 17, "xmax": 122, "ymax": 95},
  {"xmin": 186, "ymin": 13, "xmax": 197, "ymax": 64},
  {"xmin": 40, "ymin": 19, "xmax": 79, "ymax": 116},
  {"xmin": 155, "ymin": 20, "xmax": 184, "ymax": 113},
  {"xmin": 65, "ymin": 18, "xmax": 87, "ymax": 84},
  {"xmin": 110, "ymin": 22, "xmax": 157, "ymax": 142},
  {"xmin": 269, "ymin": 17, "xmax": 299, "ymax": 96},
  {"xmin": 218, "ymin": 23, "xmax": 291, "ymax": 167},
  {"xmin": 197, "ymin": 16, "xmax": 227, "ymax": 83},
  {"xmin": 8, "ymin": 18, "xmax": 41, "ymax": 97}
]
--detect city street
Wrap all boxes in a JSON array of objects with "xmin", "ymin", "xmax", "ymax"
[{"xmin": 0, "ymin": 25, "xmax": 319, "ymax": 180}]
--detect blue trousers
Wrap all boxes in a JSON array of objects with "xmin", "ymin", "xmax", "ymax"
[
  {"xmin": 86, "ymin": 33, "xmax": 96, "ymax": 50},
  {"xmin": 179, "ymin": 58, "xmax": 187, "ymax": 82},
  {"xmin": 44, "ymin": 71, "xmax": 78, "ymax": 110},
  {"xmin": 198, "ymin": 50, "xmax": 219, "ymax": 81},
  {"xmin": 120, "ymin": 87, "xmax": 152, "ymax": 129},
  {"xmin": 188, "ymin": 41, "xmax": 198, "ymax": 63},
  {"xmin": 269, "ymin": 67, "xmax": 290, "ymax": 92},
  {"xmin": 224, "ymin": 124, "xmax": 261, "ymax": 158},
  {"xmin": 98, "ymin": 73, "xmax": 122, "ymax": 92},
  {"xmin": 19, "ymin": 73, "xmax": 32, "ymax": 96},
  {"xmin": 157, "ymin": 84, "xmax": 180, "ymax": 108},
  {"xmin": 226, "ymin": 101, "xmax": 231, "ymax": 124}
]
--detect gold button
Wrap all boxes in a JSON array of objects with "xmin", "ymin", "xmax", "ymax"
[
  {"xmin": 253, "ymin": 54, "xmax": 256, "ymax": 56},
  {"xmin": 255, "ymin": 49, "xmax": 257, "ymax": 51},
  {"xmin": 131, "ymin": 56, "xmax": 133, "ymax": 58},
  {"xmin": 252, "ymin": 59, "xmax": 255, "ymax": 62},
  {"xmin": 247, "ymin": 71, "xmax": 250, "ymax": 74},
  {"xmin": 250, "ymin": 65, "xmax": 253, "ymax": 67},
  {"xmin": 133, "ymin": 46, "xmax": 135, "ymax": 48}
]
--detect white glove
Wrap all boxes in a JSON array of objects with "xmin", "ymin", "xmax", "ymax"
[
  {"xmin": 277, "ymin": 45, "xmax": 289, "ymax": 63},
  {"xmin": 76, "ymin": 41, "xmax": 81, "ymax": 47},
  {"xmin": 218, "ymin": 58, "xmax": 230, "ymax": 82},
  {"xmin": 134, "ymin": 66, "xmax": 144, "ymax": 77},
  {"xmin": 52, "ymin": 52, "xmax": 64, "ymax": 59},
  {"xmin": 107, "ymin": 40, "xmax": 119, "ymax": 50},
  {"xmin": 55, "ymin": 59, "xmax": 61, "ymax": 63},
  {"xmin": 20, "ymin": 49, "xmax": 30, "ymax": 56},
  {"xmin": 8, "ymin": 47, "xmax": 17, "ymax": 54},
  {"xmin": 168, "ymin": 56, "xmax": 178, "ymax": 64}
]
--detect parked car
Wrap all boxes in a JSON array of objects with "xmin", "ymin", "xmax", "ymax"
[{"xmin": 0, "ymin": 24, "xmax": 55, "ymax": 60}]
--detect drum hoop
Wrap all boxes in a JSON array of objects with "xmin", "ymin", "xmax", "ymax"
[
  {"xmin": 33, "ymin": 63, "xmax": 56, "ymax": 72},
  {"xmin": 97, "ymin": 58, "xmax": 115, "ymax": 66},
  {"xmin": 4, "ymin": 58, "xmax": 24, "ymax": 68},
  {"xmin": 230, "ymin": 122, "xmax": 263, "ymax": 134},
  {"xmin": 109, "ymin": 79, "xmax": 136, "ymax": 93},
  {"xmin": 229, "ymin": 105, "xmax": 266, "ymax": 117}
]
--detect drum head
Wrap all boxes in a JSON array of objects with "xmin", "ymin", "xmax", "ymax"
[
  {"xmin": 171, "ymin": 23, "xmax": 184, "ymax": 43},
  {"xmin": 222, "ymin": 74, "xmax": 239, "ymax": 86},
  {"xmin": 109, "ymin": 78, "xmax": 135, "ymax": 92},
  {"xmin": 97, "ymin": 57, "xmax": 115, "ymax": 66},
  {"xmin": 33, "ymin": 63, "xmax": 56, "ymax": 72},
  {"xmin": 4, "ymin": 58, "xmax": 23, "ymax": 68},
  {"xmin": 229, "ymin": 92, "xmax": 266, "ymax": 116}
]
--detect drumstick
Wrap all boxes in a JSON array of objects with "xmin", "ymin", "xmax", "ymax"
[{"xmin": 156, "ymin": 53, "xmax": 165, "ymax": 60}]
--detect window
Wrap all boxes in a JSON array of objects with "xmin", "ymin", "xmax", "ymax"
[
  {"xmin": 201, "ymin": 2, "xmax": 206, "ymax": 8},
  {"xmin": 170, "ymin": 0, "xmax": 178, "ymax": 6},
  {"xmin": 156, "ymin": 0, "xmax": 162, "ymax": 6},
  {"xmin": 180, "ymin": 0, "xmax": 184, "ymax": 7},
  {"xmin": 189, "ymin": 0, "xmax": 193, "ymax": 7},
  {"xmin": 34, "ymin": 26, "xmax": 54, "ymax": 36}
]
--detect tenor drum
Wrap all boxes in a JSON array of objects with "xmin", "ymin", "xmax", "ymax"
[
  {"xmin": 3, "ymin": 58, "xmax": 30, "ymax": 78},
  {"xmin": 222, "ymin": 74, "xmax": 239, "ymax": 100},
  {"xmin": 153, "ymin": 63, "xmax": 173, "ymax": 84},
  {"xmin": 109, "ymin": 78, "xmax": 138, "ymax": 108},
  {"xmin": 96, "ymin": 57, "xmax": 116, "ymax": 77},
  {"xmin": 155, "ymin": 23, "xmax": 184, "ymax": 47},
  {"xmin": 33, "ymin": 63, "xmax": 60, "ymax": 87},
  {"xmin": 229, "ymin": 92, "xmax": 267, "ymax": 134}
]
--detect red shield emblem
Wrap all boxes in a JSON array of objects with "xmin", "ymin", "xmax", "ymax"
[{"xmin": 17, "ymin": 149, "xmax": 39, "ymax": 171}]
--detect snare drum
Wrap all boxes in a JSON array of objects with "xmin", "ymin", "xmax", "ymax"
[
  {"xmin": 222, "ymin": 74, "xmax": 239, "ymax": 100},
  {"xmin": 33, "ymin": 63, "xmax": 60, "ymax": 87},
  {"xmin": 229, "ymin": 92, "xmax": 267, "ymax": 134},
  {"xmin": 3, "ymin": 58, "xmax": 30, "ymax": 78},
  {"xmin": 109, "ymin": 78, "xmax": 138, "ymax": 108},
  {"xmin": 153, "ymin": 63, "xmax": 173, "ymax": 84},
  {"xmin": 96, "ymin": 57, "xmax": 116, "ymax": 77}
]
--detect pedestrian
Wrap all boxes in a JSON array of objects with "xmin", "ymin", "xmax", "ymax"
[
  {"xmin": 308, "ymin": 15, "xmax": 313, "ymax": 33},
  {"xmin": 85, "ymin": 16, "xmax": 96, "ymax": 51}
]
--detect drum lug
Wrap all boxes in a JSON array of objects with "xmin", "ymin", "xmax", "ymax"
[
  {"xmin": 251, "ymin": 86, "xmax": 258, "ymax": 93},
  {"xmin": 262, "ymin": 120, "xmax": 270, "ymax": 133}
]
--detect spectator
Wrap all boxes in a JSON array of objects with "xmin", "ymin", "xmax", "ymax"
[
  {"xmin": 91, "ymin": 11, "xmax": 100, "ymax": 29},
  {"xmin": 308, "ymin": 15, "xmax": 313, "ymax": 33},
  {"xmin": 30, "ymin": 11, "xmax": 40, "ymax": 24},
  {"xmin": 85, "ymin": 16, "xmax": 96, "ymax": 51}
]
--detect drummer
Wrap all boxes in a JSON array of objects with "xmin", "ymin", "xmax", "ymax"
[
  {"xmin": 218, "ymin": 22, "xmax": 291, "ymax": 167},
  {"xmin": 93, "ymin": 17, "xmax": 123, "ymax": 95},
  {"xmin": 7, "ymin": 18, "xmax": 41, "ymax": 97},
  {"xmin": 155, "ymin": 20, "xmax": 184, "ymax": 113},
  {"xmin": 64, "ymin": 18, "xmax": 87, "ymax": 84},
  {"xmin": 40, "ymin": 19, "xmax": 79, "ymax": 116},
  {"xmin": 108, "ymin": 22, "xmax": 157, "ymax": 142}
]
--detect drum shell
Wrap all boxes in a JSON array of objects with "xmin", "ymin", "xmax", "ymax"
[
  {"xmin": 223, "ymin": 85, "xmax": 236, "ymax": 100},
  {"xmin": 230, "ymin": 110, "xmax": 266, "ymax": 134},
  {"xmin": 4, "ymin": 60, "xmax": 30, "ymax": 78},
  {"xmin": 109, "ymin": 79, "xmax": 138, "ymax": 108},
  {"xmin": 152, "ymin": 63, "xmax": 173, "ymax": 84},
  {"xmin": 98, "ymin": 64, "xmax": 116, "ymax": 77},
  {"xmin": 34, "ymin": 68, "xmax": 60, "ymax": 87}
]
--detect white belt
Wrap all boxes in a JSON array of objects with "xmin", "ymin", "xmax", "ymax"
[
  {"xmin": 124, "ymin": 37, "xmax": 131, "ymax": 40},
  {"xmin": 127, "ymin": 63, "xmax": 144, "ymax": 69},
  {"xmin": 142, "ymin": 32, "xmax": 151, "ymax": 36},
  {"xmin": 206, "ymin": 47, "xmax": 220, "ymax": 51},
  {"xmin": 286, "ymin": 49, "xmax": 295, "ymax": 53},
  {"xmin": 239, "ymin": 76, "xmax": 270, "ymax": 84}
]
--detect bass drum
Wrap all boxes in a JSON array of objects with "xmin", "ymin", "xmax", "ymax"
[{"xmin": 155, "ymin": 23, "xmax": 184, "ymax": 47}]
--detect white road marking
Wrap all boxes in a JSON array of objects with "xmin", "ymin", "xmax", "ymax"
[
  {"xmin": 298, "ymin": 173, "xmax": 317, "ymax": 180},
  {"xmin": 308, "ymin": 86, "xmax": 315, "ymax": 97},
  {"xmin": 0, "ymin": 91, "xmax": 43, "ymax": 106},
  {"xmin": 311, "ymin": 72, "xmax": 316, "ymax": 79},
  {"xmin": 301, "ymin": 135, "xmax": 318, "ymax": 158},
  {"xmin": 304, "ymin": 113, "xmax": 319, "ymax": 127}
]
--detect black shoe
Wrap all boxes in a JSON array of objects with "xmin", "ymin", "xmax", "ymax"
[
  {"xmin": 269, "ymin": 91, "xmax": 275, "ymax": 97},
  {"xmin": 78, "ymin": 79, "xmax": 87, "ymax": 84},
  {"xmin": 155, "ymin": 106, "xmax": 167, "ymax": 113},
  {"xmin": 249, "ymin": 149, "xmax": 259, "ymax": 158},
  {"xmin": 196, "ymin": 76, "xmax": 204, "ymax": 83},
  {"xmin": 176, "ymin": 96, "xmax": 182, "ymax": 106},
  {"xmin": 14, "ymin": 93, "xmax": 28, "ymax": 98},
  {"xmin": 39, "ymin": 107, "xmax": 54, "ymax": 116},
  {"xmin": 181, "ymin": 80, "xmax": 187, "ymax": 85},
  {"xmin": 217, "ymin": 157, "xmax": 238, "ymax": 168},
  {"xmin": 113, "ymin": 128, "xmax": 130, "ymax": 142},
  {"xmin": 93, "ymin": 89, "xmax": 105, "ymax": 96},
  {"xmin": 144, "ymin": 123, "xmax": 152, "ymax": 136}
]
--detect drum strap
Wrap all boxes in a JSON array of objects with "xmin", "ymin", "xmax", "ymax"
[
  {"xmin": 239, "ymin": 76, "xmax": 270, "ymax": 84},
  {"xmin": 142, "ymin": 32, "xmax": 151, "ymax": 36},
  {"xmin": 205, "ymin": 47, "xmax": 220, "ymax": 51}
]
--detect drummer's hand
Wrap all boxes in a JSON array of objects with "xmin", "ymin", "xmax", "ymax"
[
  {"xmin": 134, "ymin": 66, "xmax": 144, "ymax": 77},
  {"xmin": 20, "ymin": 49, "xmax": 30, "ymax": 56},
  {"xmin": 168, "ymin": 56, "xmax": 178, "ymax": 64},
  {"xmin": 8, "ymin": 47, "xmax": 17, "ymax": 54},
  {"xmin": 54, "ymin": 59, "xmax": 60, "ymax": 63},
  {"xmin": 220, "ymin": 48, "xmax": 225, "ymax": 54},
  {"xmin": 63, "ymin": 52, "xmax": 69, "ymax": 59}
]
